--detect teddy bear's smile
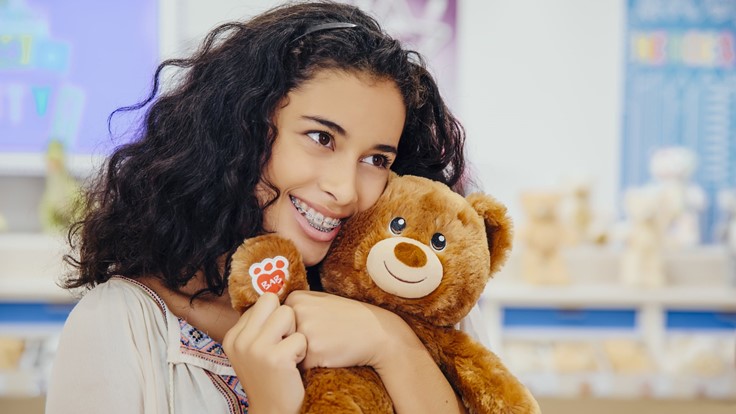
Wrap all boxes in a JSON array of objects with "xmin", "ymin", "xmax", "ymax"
[{"xmin": 382, "ymin": 261, "xmax": 426, "ymax": 284}]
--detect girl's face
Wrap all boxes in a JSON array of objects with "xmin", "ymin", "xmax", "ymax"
[{"xmin": 260, "ymin": 69, "xmax": 406, "ymax": 266}]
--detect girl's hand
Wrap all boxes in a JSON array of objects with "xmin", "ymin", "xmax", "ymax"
[
  {"xmin": 284, "ymin": 290, "xmax": 412, "ymax": 370},
  {"xmin": 222, "ymin": 293, "xmax": 306, "ymax": 414},
  {"xmin": 285, "ymin": 290, "xmax": 467, "ymax": 414}
]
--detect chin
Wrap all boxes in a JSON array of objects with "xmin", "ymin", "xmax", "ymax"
[
  {"xmin": 293, "ymin": 239, "xmax": 329, "ymax": 267},
  {"xmin": 301, "ymin": 250, "xmax": 328, "ymax": 267}
]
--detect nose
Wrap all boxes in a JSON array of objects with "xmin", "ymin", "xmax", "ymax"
[
  {"xmin": 320, "ymin": 158, "xmax": 359, "ymax": 206},
  {"xmin": 394, "ymin": 242, "xmax": 427, "ymax": 268}
]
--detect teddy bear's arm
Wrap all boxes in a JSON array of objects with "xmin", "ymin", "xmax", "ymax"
[
  {"xmin": 429, "ymin": 328, "xmax": 541, "ymax": 414},
  {"xmin": 228, "ymin": 234, "xmax": 309, "ymax": 312}
]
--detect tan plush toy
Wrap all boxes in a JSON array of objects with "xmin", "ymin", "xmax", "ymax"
[
  {"xmin": 518, "ymin": 191, "xmax": 570, "ymax": 285},
  {"xmin": 620, "ymin": 187, "xmax": 666, "ymax": 288},
  {"xmin": 229, "ymin": 174, "xmax": 540, "ymax": 414}
]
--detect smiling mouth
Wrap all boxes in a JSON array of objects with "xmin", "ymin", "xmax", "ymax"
[
  {"xmin": 290, "ymin": 195, "xmax": 342, "ymax": 232},
  {"xmin": 383, "ymin": 262, "xmax": 425, "ymax": 284}
]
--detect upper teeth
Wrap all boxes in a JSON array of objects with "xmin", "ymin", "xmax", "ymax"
[{"xmin": 290, "ymin": 196, "xmax": 342, "ymax": 231}]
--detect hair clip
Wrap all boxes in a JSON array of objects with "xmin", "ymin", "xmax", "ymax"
[{"xmin": 291, "ymin": 22, "xmax": 358, "ymax": 43}]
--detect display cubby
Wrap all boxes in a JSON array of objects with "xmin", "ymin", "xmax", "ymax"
[{"xmin": 481, "ymin": 245, "xmax": 736, "ymax": 399}]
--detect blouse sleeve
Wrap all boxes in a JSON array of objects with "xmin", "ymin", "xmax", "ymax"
[
  {"xmin": 457, "ymin": 302, "xmax": 492, "ymax": 349},
  {"xmin": 45, "ymin": 280, "xmax": 170, "ymax": 414}
]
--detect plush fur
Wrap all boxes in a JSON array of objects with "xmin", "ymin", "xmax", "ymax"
[{"xmin": 228, "ymin": 174, "xmax": 540, "ymax": 413}]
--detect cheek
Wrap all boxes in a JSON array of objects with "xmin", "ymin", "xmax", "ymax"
[{"xmin": 357, "ymin": 174, "xmax": 389, "ymax": 211}]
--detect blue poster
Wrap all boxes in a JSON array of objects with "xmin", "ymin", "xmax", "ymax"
[
  {"xmin": 622, "ymin": 0, "xmax": 736, "ymax": 242},
  {"xmin": 0, "ymin": 0, "xmax": 158, "ymax": 155}
]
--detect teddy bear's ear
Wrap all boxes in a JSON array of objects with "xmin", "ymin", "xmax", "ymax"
[{"xmin": 466, "ymin": 193, "xmax": 513, "ymax": 275}]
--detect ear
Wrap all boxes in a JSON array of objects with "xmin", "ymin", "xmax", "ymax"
[{"xmin": 466, "ymin": 193, "xmax": 513, "ymax": 275}]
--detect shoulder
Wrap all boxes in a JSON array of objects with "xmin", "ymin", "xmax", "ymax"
[
  {"xmin": 73, "ymin": 277, "xmax": 166, "ymax": 316},
  {"xmin": 48, "ymin": 277, "xmax": 172, "ymax": 412},
  {"xmin": 65, "ymin": 277, "xmax": 170, "ymax": 338}
]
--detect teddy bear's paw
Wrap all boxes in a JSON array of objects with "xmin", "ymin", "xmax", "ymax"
[
  {"xmin": 487, "ymin": 383, "xmax": 541, "ymax": 414},
  {"xmin": 228, "ymin": 234, "xmax": 308, "ymax": 312},
  {"xmin": 514, "ymin": 386, "xmax": 542, "ymax": 414}
]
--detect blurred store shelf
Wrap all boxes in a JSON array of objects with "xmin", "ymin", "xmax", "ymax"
[
  {"xmin": 0, "ymin": 153, "xmax": 104, "ymax": 179},
  {"xmin": 0, "ymin": 233, "xmax": 76, "ymax": 302},
  {"xmin": 480, "ymin": 245, "xmax": 736, "ymax": 401},
  {"xmin": 3, "ymin": 396, "xmax": 734, "ymax": 414},
  {"xmin": 539, "ymin": 397, "xmax": 736, "ymax": 414},
  {"xmin": 485, "ymin": 283, "xmax": 736, "ymax": 309}
]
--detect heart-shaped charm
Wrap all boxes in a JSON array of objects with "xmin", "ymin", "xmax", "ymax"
[{"xmin": 249, "ymin": 256, "xmax": 290, "ymax": 296}]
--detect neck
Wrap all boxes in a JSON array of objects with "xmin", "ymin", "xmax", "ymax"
[{"xmin": 139, "ymin": 272, "xmax": 240, "ymax": 343}]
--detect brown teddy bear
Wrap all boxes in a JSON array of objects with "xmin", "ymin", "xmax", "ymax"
[{"xmin": 228, "ymin": 174, "xmax": 540, "ymax": 414}]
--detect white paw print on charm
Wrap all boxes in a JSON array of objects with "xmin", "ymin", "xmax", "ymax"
[{"xmin": 249, "ymin": 256, "xmax": 290, "ymax": 295}]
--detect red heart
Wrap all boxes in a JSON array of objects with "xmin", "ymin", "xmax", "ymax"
[
  {"xmin": 256, "ymin": 269, "xmax": 287, "ymax": 294},
  {"xmin": 249, "ymin": 256, "xmax": 290, "ymax": 295}
]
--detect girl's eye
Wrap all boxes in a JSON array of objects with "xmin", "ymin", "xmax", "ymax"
[
  {"xmin": 306, "ymin": 131, "xmax": 333, "ymax": 148},
  {"xmin": 361, "ymin": 154, "xmax": 391, "ymax": 168}
]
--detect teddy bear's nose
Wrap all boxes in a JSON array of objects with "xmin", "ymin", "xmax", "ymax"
[{"xmin": 394, "ymin": 242, "xmax": 427, "ymax": 267}]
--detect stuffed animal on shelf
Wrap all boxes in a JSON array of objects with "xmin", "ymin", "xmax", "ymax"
[
  {"xmin": 562, "ymin": 177, "xmax": 594, "ymax": 245},
  {"xmin": 228, "ymin": 174, "xmax": 540, "ymax": 414},
  {"xmin": 602, "ymin": 339, "xmax": 655, "ymax": 374},
  {"xmin": 39, "ymin": 139, "xmax": 82, "ymax": 233},
  {"xmin": 551, "ymin": 341, "xmax": 600, "ymax": 373},
  {"xmin": 0, "ymin": 337, "xmax": 25, "ymax": 370},
  {"xmin": 663, "ymin": 335, "xmax": 732, "ymax": 378},
  {"xmin": 620, "ymin": 187, "xmax": 666, "ymax": 288},
  {"xmin": 715, "ymin": 188, "xmax": 736, "ymax": 254},
  {"xmin": 647, "ymin": 146, "xmax": 706, "ymax": 248},
  {"xmin": 518, "ymin": 190, "xmax": 570, "ymax": 285}
]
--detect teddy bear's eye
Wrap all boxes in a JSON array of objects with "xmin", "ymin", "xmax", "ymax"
[
  {"xmin": 389, "ymin": 217, "xmax": 406, "ymax": 235},
  {"xmin": 430, "ymin": 233, "xmax": 446, "ymax": 251}
]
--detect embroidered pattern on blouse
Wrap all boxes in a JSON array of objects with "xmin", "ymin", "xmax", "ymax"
[
  {"xmin": 179, "ymin": 319, "xmax": 249, "ymax": 412},
  {"xmin": 206, "ymin": 371, "xmax": 249, "ymax": 414},
  {"xmin": 178, "ymin": 318, "xmax": 230, "ymax": 365}
]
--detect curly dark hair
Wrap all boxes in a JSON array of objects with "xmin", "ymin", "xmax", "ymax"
[{"xmin": 63, "ymin": 1, "xmax": 466, "ymax": 297}]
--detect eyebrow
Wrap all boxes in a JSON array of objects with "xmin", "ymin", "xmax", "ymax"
[
  {"xmin": 303, "ymin": 115, "xmax": 346, "ymax": 136},
  {"xmin": 374, "ymin": 144, "xmax": 398, "ymax": 155},
  {"xmin": 302, "ymin": 115, "xmax": 398, "ymax": 155}
]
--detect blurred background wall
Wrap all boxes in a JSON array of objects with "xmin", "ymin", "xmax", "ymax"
[
  {"xmin": 0, "ymin": 0, "xmax": 625, "ymax": 229},
  {"xmin": 156, "ymin": 0, "xmax": 625, "ymax": 223}
]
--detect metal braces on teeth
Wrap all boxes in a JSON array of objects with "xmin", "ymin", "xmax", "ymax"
[{"xmin": 290, "ymin": 196, "xmax": 341, "ymax": 231}]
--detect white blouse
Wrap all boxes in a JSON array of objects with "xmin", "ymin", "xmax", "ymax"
[
  {"xmin": 45, "ymin": 276, "xmax": 490, "ymax": 414},
  {"xmin": 46, "ymin": 277, "xmax": 247, "ymax": 414}
]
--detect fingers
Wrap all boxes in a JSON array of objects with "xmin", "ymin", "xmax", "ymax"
[
  {"xmin": 223, "ymin": 292, "xmax": 280, "ymax": 351},
  {"xmin": 231, "ymin": 292, "xmax": 279, "ymax": 331},
  {"xmin": 254, "ymin": 304, "xmax": 297, "ymax": 344},
  {"xmin": 277, "ymin": 331, "xmax": 307, "ymax": 364},
  {"xmin": 223, "ymin": 294, "xmax": 307, "ymax": 414},
  {"xmin": 241, "ymin": 292, "xmax": 280, "ymax": 335},
  {"xmin": 224, "ymin": 292, "xmax": 301, "ymax": 357}
]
